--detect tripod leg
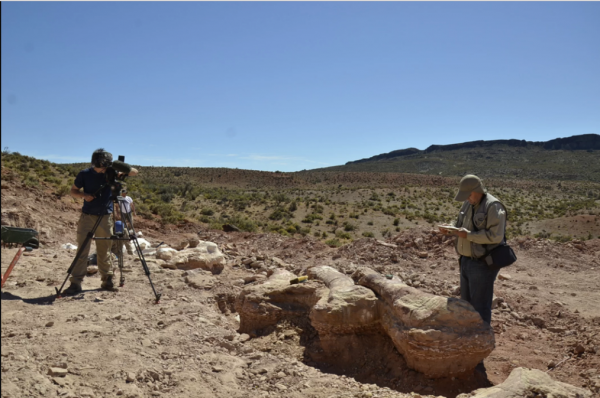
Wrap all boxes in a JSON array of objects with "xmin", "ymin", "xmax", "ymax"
[
  {"xmin": 131, "ymin": 237, "xmax": 162, "ymax": 304},
  {"xmin": 118, "ymin": 235, "xmax": 125, "ymax": 287},
  {"xmin": 119, "ymin": 202, "xmax": 162, "ymax": 303},
  {"xmin": 56, "ymin": 214, "xmax": 104, "ymax": 297}
]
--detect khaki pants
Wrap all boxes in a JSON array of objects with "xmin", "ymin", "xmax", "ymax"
[
  {"xmin": 114, "ymin": 212, "xmax": 135, "ymax": 256},
  {"xmin": 113, "ymin": 227, "xmax": 135, "ymax": 256},
  {"xmin": 70, "ymin": 213, "xmax": 114, "ymax": 285}
]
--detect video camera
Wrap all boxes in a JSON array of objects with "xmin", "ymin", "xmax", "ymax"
[{"xmin": 91, "ymin": 149, "xmax": 134, "ymax": 199}]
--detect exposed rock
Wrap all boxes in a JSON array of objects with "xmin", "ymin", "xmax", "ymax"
[
  {"xmin": 185, "ymin": 270, "xmax": 216, "ymax": 290},
  {"xmin": 235, "ymin": 269, "xmax": 324, "ymax": 335},
  {"xmin": 307, "ymin": 266, "xmax": 379, "ymax": 335},
  {"xmin": 354, "ymin": 267, "xmax": 495, "ymax": 378},
  {"xmin": 223, "ymin": 224, "xmax": 241, "ymax": 232},
  {"xmin": 457, "ymin": 367, "xmax": 592, "ymax": 397},
  {"xmin": 155, "ymin": 247, "xmax": 177, "ymax": 260},
  {"xmin": 48, "ymin": 367, "xmax": 68, "ymax": 377},
  {"xmin": 159, "ymin": 241, "xmax": 226, "ymax": 274},
  {"xmin": 172, "ymin": 240, "xmax": 189, "ymax": 251},
  {"xmin": 236, "ymin": 264, "xmax": 496, "ymax": 378}
]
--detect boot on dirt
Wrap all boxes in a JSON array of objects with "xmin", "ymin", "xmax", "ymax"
[
  {"xmin": 63, "ymin": 283, "xmax": 82, "ymax": 296},
  {"xmin": 100, "ymin": 275, "xmax": 118, "ymax": 291}
]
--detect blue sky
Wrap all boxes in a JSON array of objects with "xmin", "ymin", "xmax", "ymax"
[{"xmin": 2, "ymin": 2, "xmax": 599, "ymax": 172}]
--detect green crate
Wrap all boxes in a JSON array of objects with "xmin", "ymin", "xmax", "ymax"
[{"xmin": 1, "ymin": 226, "xmax": 39, "ymax": 248}]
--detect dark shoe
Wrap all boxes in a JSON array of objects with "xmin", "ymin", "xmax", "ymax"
[
  {"xmin": 63, "ymin": 283, "xmax": 82, "ymax": 296},
  {"xmin": 101, "ymin": 276, "xmax": 118, "ymax": 291}
]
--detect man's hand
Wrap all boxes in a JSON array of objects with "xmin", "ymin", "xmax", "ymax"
[
  {"xmin": 71, "ymin": 184, "xmax": 95, "ymax": 202},
  {"xmin": 456, "ymin": 228, "xmax": 469, "ymax": 238},
  {"xmin": 438, "ymin": 224, "xmax": 469, "ymax": 238},
  {"xmin": 438, "ymin": 224, "xmax": 457, "ymax": 235},
  {"xmin": 438, "ymin": 225, "xmax": 452, "ymax": 235}
]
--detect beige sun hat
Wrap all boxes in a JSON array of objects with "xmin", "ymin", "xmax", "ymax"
[{"xmin": 454, "ymin": 174, "xmax": 486, "ymax": 201}]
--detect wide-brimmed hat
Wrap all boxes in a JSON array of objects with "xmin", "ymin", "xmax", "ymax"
[{"xmin": 454, "ymin": 174, "xmax": 485, "ymax": 201}]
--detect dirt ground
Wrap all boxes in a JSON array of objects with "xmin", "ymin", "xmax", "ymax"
[{"xmin": 2, "ymin": 178, "xmax": 599, "ymax": 398}]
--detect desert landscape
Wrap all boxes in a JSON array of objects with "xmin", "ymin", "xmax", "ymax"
[{"xmin": 2, "ymin": 142, "xmax": 600, "ymax": 398}]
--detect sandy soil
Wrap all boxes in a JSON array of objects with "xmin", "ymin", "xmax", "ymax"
[{"xmin": 2, "ymin": 178, "xmax": 599, "ymax": 398}]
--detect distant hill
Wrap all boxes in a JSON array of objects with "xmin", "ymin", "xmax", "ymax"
[{"xmin": 320, "ymin": 134, "xmax": 600, "ymax": 182}]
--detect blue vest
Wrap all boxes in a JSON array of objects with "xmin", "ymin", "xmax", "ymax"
[{"xmin": 74, "ymin": 167, "xmax": 114, "ymax": 215}]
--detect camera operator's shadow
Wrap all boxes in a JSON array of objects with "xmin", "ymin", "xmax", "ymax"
[{"xmin": 1, "ymin": 290, "xmax": 57, "ymax": 305}]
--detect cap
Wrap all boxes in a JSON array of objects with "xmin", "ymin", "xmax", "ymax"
[{"xmin": 454, "ymin": 174, "xmax": 485, "ymax": 201}]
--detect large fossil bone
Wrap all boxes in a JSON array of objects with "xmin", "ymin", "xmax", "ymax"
[
  {"xmin": 234, "ymin": 269, "xmax": 324, "ymax": 335},
  {"xmin": 355, "ymin": 267, "xmax": 495, "ymax": 377},
  {"xmin": 307, "ymin": 266, "xmax": 380, "ymax": 335},
  {"xmin": 236, "ymin": 266, "xmax": 495, "ymax": 378}
]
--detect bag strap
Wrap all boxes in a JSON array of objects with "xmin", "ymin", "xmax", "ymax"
[{"xmin": 471, "ymin": 195, "xmax": 508, "ymax": 257}]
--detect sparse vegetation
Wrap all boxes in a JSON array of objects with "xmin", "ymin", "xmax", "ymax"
[{"xmin": 2, "ymin": 151, "xmax": 599, "ymax": 245}]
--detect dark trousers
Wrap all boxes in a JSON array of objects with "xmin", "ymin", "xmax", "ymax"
[{"xmin": 460, "ymin": 256, "xmax": 499, "ymax": 325}]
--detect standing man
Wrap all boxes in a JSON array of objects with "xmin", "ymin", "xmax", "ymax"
[
  {"xmin": 118, "ymin": 188, "xmax": 136, "ymax": 229},
  {"xmin": 115, "ymin": 188, "xmax": 136, "ymax": 256},
  {"xmin": 64, "ymin": 148, "xmax": 138, "ymax": 295},
  {"xmin": 439, "ymin": 174, "xmax": 507, "ymax": 325}
]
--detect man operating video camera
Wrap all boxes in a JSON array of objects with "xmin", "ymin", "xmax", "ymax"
[{"xmin": 63, "ymin": 148, "xmax": 138, "ymax": 295}]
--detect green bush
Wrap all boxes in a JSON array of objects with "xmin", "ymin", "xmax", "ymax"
[
  {"xmin": 325, "ymin": 238, "xmax": 342, "ymax": 247},
  {"xmin": 224, "ymin": 214, "xmax": 257, "ymax": 232},
  {"xmin": 336, "ymin": 231, "xmax": 351, "ymax": 240},
  {"xmin": 302, "ymin": 213, "xmax": 323, "ymax": 224},
  {"xmin": 362, "ymin": 231, "xmax": 374, "ymax": 238},
  {"xmin": 269, "ymin": 207, "xmax": 292, "ymax": 221},
  {"xmin": 56, "ymin": 184, "xmax": 71, "ymax": 197},
  {"xmin": 198, "ymin": 215, "xmax": 212, "ymax": 223},
  {"xmin": 288, "ymin": 201, "xmax": 298, "ymax": 212}
]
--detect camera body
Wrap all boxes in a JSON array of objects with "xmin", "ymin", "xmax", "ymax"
[{"xmin": 103, "ymin": 155, "xmax": 130, "ymax": 199}]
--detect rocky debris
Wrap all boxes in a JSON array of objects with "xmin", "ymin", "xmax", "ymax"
[
  {"xmin": 222, "ymin": 224, "xmax": 241, "ymax": 232},
  {"xmin": 47, "ymin": 367, "xmax": 68, "ymax": 377},
  {"xmin": 458, "ymin": 367, "xmax": 592, "ymax": 397},
  {"xmin": 354, "ymin": 267, "xmax": 495, "ymax": 378},
  {"xmin": 184, "ymin": 269, "xmax": 216, "ymax": 290},
  {"xmin": 168, "ymin": 234, "xmax": 200, "ymax": 250},
  {"xmin": 156, "ymin": 241, "xmax": 225, "ymax": 273}
]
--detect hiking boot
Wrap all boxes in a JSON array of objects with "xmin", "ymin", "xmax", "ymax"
[
  {"xmin": 100, "ymin": 275, "xmax": 118, "ymax": 291},
  {"xmin": 63, "ymin": 283, "xmax": 82, "ymax": 296}
]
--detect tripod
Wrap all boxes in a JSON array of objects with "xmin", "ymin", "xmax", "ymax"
[{"xmin": 55, "ymin": 195, "xmax": 162, "ymax": 304}]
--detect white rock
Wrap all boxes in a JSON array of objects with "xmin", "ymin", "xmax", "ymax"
[
  {"xmin": 498, "ymin": 274, "xmax": 512, "ymax": 281},
  {"xmin": 135, "ymin": 238, "xmax": 153, "ymax": 250}
]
